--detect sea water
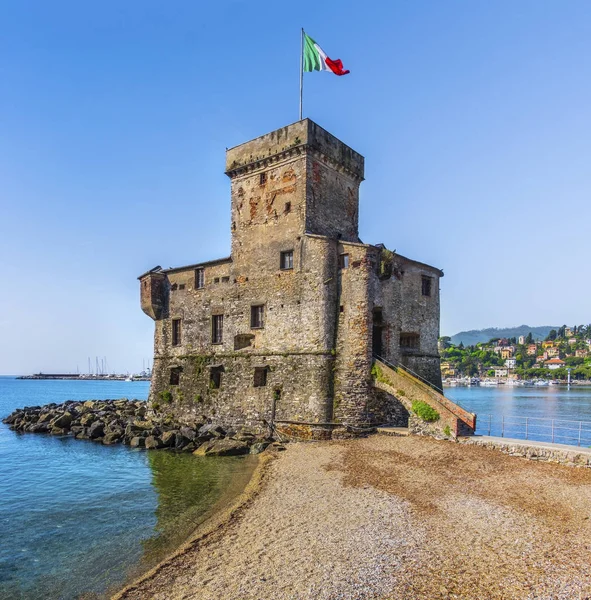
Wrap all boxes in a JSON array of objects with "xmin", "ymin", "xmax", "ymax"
[
  {"xmin": 0, "ymin": 377, "xmax": 256, "ymax": 600},
  {"xmin": 447, "ymin": 384, "xmax": 591, "ymax": 445}
]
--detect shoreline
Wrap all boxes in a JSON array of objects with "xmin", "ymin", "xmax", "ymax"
[
  {"xmin": 111, "ymin": 450, "xmax": 275, "ymax": 600},
  {"xmin": 114, "ymin": 436, "xmax": 591, "ymax": 599}
]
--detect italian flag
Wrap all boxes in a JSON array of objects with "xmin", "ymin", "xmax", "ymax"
[{"xmin": 303, "ymin": 32, "xmax": 350, "ymax": 76}]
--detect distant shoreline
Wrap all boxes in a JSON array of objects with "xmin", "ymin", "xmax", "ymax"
[{"xmin": 16, "ymin": 374, "xmax": 151, "ymax": 381}]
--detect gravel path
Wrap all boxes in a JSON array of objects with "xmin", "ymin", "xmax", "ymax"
[{"xmin": 118, "ymin": 436, "xmax": 591, "ymax": 600}]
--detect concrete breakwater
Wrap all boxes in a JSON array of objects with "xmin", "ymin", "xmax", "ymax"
[{"xmin": 2, "ymin": 400, "xmax": 274, "ymax": 456}]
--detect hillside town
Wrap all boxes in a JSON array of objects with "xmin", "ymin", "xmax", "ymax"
[{"xmin": 440, "ymin": 325, "xmax": 591, "ymax": 385}]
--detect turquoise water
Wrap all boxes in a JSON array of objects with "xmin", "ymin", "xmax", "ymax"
[
  {"xmin": 447, "ymin": 385, "xmax": 591, "ymax": 445},
  {"xmin": 0, "ymin": 377, "xmax": 256, "ymax": 600}
]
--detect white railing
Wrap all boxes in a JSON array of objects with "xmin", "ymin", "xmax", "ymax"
[{"xmin": 480, "ymin": 414, "xmax": 591, "ymax": 447}]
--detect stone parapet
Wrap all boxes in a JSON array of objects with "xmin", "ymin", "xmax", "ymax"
[
  {"xmin": 458, "ymin": 436, "xmax": 591, "ymax": 467},
  {"xmin": 225, "ymin": 119, "xmax": 364, "ymax": 180}
]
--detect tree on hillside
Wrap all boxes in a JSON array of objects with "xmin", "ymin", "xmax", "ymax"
[
  {"xmin": 547, "ymin": 329, "xmax": 557, "ymax": 341},
  {"xmin": 526, "ymin": 332, "xmax": 533, "ymax": 344},
  {"xmin": 439, "ymin": 336, "xmax": 451, "ymax": 349},
  {"xmin": 558, "ymin": 325, "xmax": 566, "ymax": 339}
]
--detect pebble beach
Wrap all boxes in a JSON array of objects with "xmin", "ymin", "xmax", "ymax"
[{"xmin": 117, "ymin": 435, "xmax": 591, "ymax": 599}]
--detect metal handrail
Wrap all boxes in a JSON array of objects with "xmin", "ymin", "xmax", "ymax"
[
  {"xmin": 373, "ymin": 354, "xmax": 471, "ymax": 412},
  {"xmin": 481, "ymin": 413, "xmax": 591, "ymax": 447}
]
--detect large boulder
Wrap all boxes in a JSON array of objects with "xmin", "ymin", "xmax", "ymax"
[
  {"xmin": 80, "ymin": 413, "xmax": 96, "ymax": 426},
  {"xmin": 103, "ymin": 432, "xmax": 123, "ymax": 445},
  {"xmin": 250, "ymin": 441, "xmax": 271, "ymax": 455},
  {"xmin": 51, "ymin": 412, "xmax": 73, "ymax": 429},
  {"xmin": 174, "ymin": 433, "xmax": 191, "ymax": 450},
  {"xmin": 145, "ymin": 436, "xmax": 163, "ymax": 450},
  {"xmin": 198, "ymin": 423, "xmax": 226, "ymax": 439},
  {"xmin": 130, "ymin": 436, "xmax": 145, "ymax": 448},
  {"xmin": 179, "ymin": 426, "xmax": 197, "ymax": 441},
  {"xmin": 160, "ymin": 430, "xmax": 177, "ymax": 447},
  {"xmin": 88, "ymin": 421, "xmax": 105, "ymax": 439},
  {"xmin": 193, "ymin": 439, "xmax": 249, "ymax": 457}
]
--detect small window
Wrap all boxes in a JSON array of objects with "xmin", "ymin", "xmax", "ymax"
[
  {"xmin": 259, "ymin": 172, "xmax": 267, "ymax": 185},
  {"xmin": 254, "ymin": 367, "xmax": 267, "ymax": 387},
  {"xmin": 221, "ymin": 276, "xmax": 230, "ymax": 283},
  {"xmin": 251, "ymin": 305, "xmax": 264, "ymax": 329},
  {"xmin": 280, "ymin": 250, "xmax": 293, "ymax": 270},
  {"xmin": 214, "ymin": 277, "xmax": 220, "ymax": 284},
  {"xmin": 195, "ymin": 268, "xmax": 204, "ymax": 289},
  {"xmin": 171, "ymin": 283, "xmax": 178, "ymax": 291},
  {"xmin": 172, "ymin": 318, "xmax": 182, "ymax": 346},
  {"xmin": 339, "ymin": 254, "xmax": 349, "ymax": 269},
  {"xmin": 234, "ymin": 333, "xmax": 254, "ymax": 350},
  {"xmin": 340, "ymin": 305, "xmax": 344, "ymax": 313},
  {"xmin": 212, "ymin": 315, "xmax": 223, "ymax": 344},
  {"xmin": 210, "ymin": 366, "xmax": 224, "ymax": 389},
  {"xmin": 179, "ymin": 284, "xmax": 185, "ymax": 290},
  {"xmin": 421, "ymin": 276, "xmax": 432, "ymax": 297},
  {"xmin": 170, "ymin": 367, "xmax": 181, "ymax": 386},
  {"xmin": 284, "ymin": 201, "xmax": 291, "ymax": 214},
  {"xmin": 400, "ymin": 333, "xmax": 420, "ymax": 350}
]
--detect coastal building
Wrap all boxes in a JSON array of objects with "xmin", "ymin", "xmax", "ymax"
[
  {"xmin": 139, "ymin": 120, "xmax": 447, "ymax": 435},
  {"xmin": 518, "ymin": 335, "xmax": 526, "ymax": 345},
  {"xmin": 526, "ymin": 344, "xmax": 537, "ymax": 356},
  {"xmin": 575, "ymin": 349, "xmax": 588, "ymax": 358},
  {"xmin": 547, "ymin": 347, "xmax": 560, "ymax": 358},
  {"xmin": 504, "ymin": 357, "xmax": 517, "ymax": 369},
  {"xmin": 440, "ymin": 362, "xmax": 457, "ymax": 378},
  {"xmin": 500, "ymin": 347, "xmax": 514, "ymax": 359},
  {"xmin": 493, "ymin": 367, "xmax": 508, "ymax": 377},
  {"xmin": 568, "ymin": 338, "xmax": 577, "ymax": 345},
  {"xmin": 542, "ymin": 341, "xmax": 555, "ymax": 349},
  {"xmin": 545, "ymin": 358, "xmax": 566, "ymax": 370}
]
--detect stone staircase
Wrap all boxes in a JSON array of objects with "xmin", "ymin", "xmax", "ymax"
[{"xmin": 372, "ymin": 358, "xmax": 476, "ymax": 438}]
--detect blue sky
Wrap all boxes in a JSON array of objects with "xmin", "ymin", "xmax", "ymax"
[{"xmin": 1, "ymin": 0, "xmax": 590, "ymax": 374}]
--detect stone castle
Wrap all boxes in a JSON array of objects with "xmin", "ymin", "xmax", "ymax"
[{"xmin": 139, "ymin": 120, "xmax": 472, "ymax": 438}]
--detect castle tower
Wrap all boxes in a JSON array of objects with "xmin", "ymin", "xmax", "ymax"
[{"xmin": 225, "ymin": 119, "xmax": 364, "ymax": 276}]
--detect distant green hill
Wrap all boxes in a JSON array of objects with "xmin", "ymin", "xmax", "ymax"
[{"xmin": 449, "ymin": 325, "xmax": 558, "ymax": 347}]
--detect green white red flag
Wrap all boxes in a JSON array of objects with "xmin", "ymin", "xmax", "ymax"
[{"xmin": 303, "ymin": 32, "xmax": 350, "ymax": 76}]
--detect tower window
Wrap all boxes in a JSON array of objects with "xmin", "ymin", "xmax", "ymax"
[
  {"xmin": 210, "ymin": 366, "xmax": 224, "ymax": 389},
  {"xmin": 280, "ymin": 250, "xmax": 294, "ymax": 270},
  {"xmin": 251, "ymin": 305, "xmax": 264, "ymax": 329},
  {"xmin": 253, "ymin": 367, "xmax": 267, "ymax": 387},
  {"xmin": 422, "ymin": 276, "xmax": 432, "ymax": 297},
  {"xmin": 170, "ymin": 367, "xmax": 181, "ymax": 386},
  {"xmin": 259, "ymin": 172, "xmax": 267, "ymax": 185},
  {"xmin": 400, "ymin": 333, "xmax": 420, "ymax": 350},
  {"xmin": 284, "ymin": 202, "xmax": 291, "ymax": 213},
  {"xmin": 212, "ymin": 314, "xmax": 223, "ymax": 344},
  {"xmin": 195, "ymin": 268, "xmax": 204, "ymax": 289},
  {"xmin": 339, "ymin": 253, "xmax": 349, "ymax": 269},
  {"xmin": 172, "ymin": 318, "xmax": 182, "ymax": 346}
]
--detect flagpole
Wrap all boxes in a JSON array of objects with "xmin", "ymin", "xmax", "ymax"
[{"xmin": 299, "ymin": 28, "xmax": 304, "ymax": 120}]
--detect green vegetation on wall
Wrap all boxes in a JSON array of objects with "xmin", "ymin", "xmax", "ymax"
[{"xmin": 411, "ymin": 400, "xmax": 440, "ymax": 422}]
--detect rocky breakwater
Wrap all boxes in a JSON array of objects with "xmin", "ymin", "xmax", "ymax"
[{"xmin": 2, "ymin": 400, "xmax": 278, "ymax": 456}]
